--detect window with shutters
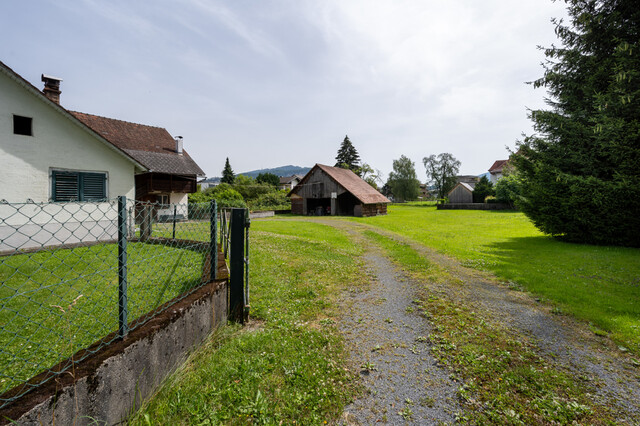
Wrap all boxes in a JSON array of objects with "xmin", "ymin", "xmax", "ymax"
[{"xmin": 51, "ymin": 170, "xmax": 107, "ymax": 201}]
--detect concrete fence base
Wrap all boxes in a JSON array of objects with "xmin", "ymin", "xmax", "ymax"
[
  {"xmin": 436, "ymin": 203, "xmax": 513, "ymax": 210},
  {"xmin": 1, "ymin": 277, "xmax": 229, "ymax": 426}
]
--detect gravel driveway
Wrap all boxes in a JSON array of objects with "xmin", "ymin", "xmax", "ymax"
[{"xmin": 317, "ymin": 220, "xmax": 640, "ymax": 424}]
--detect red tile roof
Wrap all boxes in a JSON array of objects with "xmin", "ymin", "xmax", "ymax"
[
  {"xmin": 294, "ymin": 164, "xmax": 390, "ymax": 204},
  {"xmin": 70, "ymin": 111, "xmax": 205, "ymax": 176},
  {"xmin": 488, "ymin": 160, "xmax": 508, "ymax": 173}
]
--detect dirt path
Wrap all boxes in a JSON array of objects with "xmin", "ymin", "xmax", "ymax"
[{"xmin": 303, "ymin": 219, "xmax": 640, "ymax": 423}]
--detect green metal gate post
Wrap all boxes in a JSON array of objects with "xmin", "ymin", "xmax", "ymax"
[
  {"xmin": 209, "ymin": 200, "xmax": 218, "ymax": 281},
  {"xmin": 117, "ymin": 196, "xmax": 129, "ymax": 338},
  {"xmin": 229, "ymin": 208, "xmax": 246, "ymax": 323}
]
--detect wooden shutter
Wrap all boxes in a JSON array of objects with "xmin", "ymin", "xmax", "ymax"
[
  {"xmin": 52, "ymin": 171, "xmax": 106, "ymax": 201},
  {"xmin": 81, "ymin": 173, "xmax": 106, "ymax": 201},
  {"xmin": 53, "ymin": 171, "xmax": 79, "ymax": 201}
]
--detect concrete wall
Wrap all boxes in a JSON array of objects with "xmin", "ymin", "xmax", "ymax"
[
  {"xmin": 0, "ymin": 70, "xmax": 136, "ymax": 203},
  {"xmin": 1, "ymin": 277, "xmax": 229, "ymax": 426}
]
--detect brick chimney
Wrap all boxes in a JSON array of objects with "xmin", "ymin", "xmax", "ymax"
[{"xmin": 41, "ymin": 74, "xmax": 63, "ymax": 104}]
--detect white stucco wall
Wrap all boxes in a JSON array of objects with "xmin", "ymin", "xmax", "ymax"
[{"xmin": 0, "ymin": 71, "xmax": 136, "ymax": 203}]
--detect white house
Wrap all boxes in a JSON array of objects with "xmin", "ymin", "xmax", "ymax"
[
  {"xmin": 279, "ymin": 175, "xmax": 303, "ymax": 191},
  {"xmin": 0, "ymin": 61, "xmax": 150, "ymax": 251},
  {"xmin": 0, "ymin": 61, "xmax": 144, "ymax": 204}
]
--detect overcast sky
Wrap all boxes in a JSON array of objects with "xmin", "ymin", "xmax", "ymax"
[{"xmin": 1, "ymin": 0, "xmax": 568, "ymax": 180}]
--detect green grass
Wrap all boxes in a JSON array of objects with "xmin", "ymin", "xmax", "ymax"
[
  {"xmin": 364, "ymin": 230, "xmax": 617, "ymax": 423},
  {"xmin": 0, "ymin": 242, "xmax": 205, "ymax": 394},
  {"xmin": 352, "ymin": 204, "xmax": 640, "ymax": 353},
  {"xmin": 130, "ymin": 221, "xmax": 367, "ymax": 424}
]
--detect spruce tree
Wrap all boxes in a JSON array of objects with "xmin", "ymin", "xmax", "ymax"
[
  {"xmin": 221, "ymin": 157, "xmax": 235, "ymax": 184},
  {"xmin": 334, "ymin": 135, "xmax": 361, "ymax": 175},
  {"xmin": 514, "ymin": 0, "xmax": 640, "ymax": 246},
  {"xmin": 472, "ymin": 176, "xmax": 495, "ymax": 203}
]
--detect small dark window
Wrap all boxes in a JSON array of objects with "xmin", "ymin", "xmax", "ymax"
[{"xmin": 13, "ymin": 115, "xmax": 33, "ymax": 136}]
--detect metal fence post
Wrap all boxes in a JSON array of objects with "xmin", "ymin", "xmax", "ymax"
[
  {"xmin": 229, "ymin": 208, "xmax": 246, "ymax": 323},
  {"xmin": 117, "ymin": 196, "xmax": 129, "ymax": 338},
  {"xmin": 172, "ymin": 204, "xmax": 177, "ymax": 239},
  {"xmin": 244, "ymin": 213, "xmax": 250, "ymax": 322},
  {"xmin": 210, "ymin": 200, "xmax": 217, "ymax": 281}
]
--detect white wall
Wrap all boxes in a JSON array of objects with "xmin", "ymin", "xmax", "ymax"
[{"xmin": 0, "ymin": 71, "xmax": 136, "ymax": 203}]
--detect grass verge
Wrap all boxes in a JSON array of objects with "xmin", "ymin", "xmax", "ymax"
[
  {"xmin": 0, "ymin": 242, "xmax": 203, "ymax": 394},
  {"xmin": 363, "ymin": 229, "xmax": 622, "ymax": 424},
  {"xmin": 353, "ymin": 204, "xmax": 640, "ymax": 354},
  {"xmin": 130, "ymin": 220, "xmax": 368, "ymax": 424}
]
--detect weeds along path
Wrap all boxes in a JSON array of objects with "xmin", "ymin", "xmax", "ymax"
[{"xmin": 298, "ymin": 218, "xmax": 640, "ymax": 423}]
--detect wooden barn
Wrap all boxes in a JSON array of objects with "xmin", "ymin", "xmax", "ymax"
[
  {"xmin": 447, "ymin": 182, "xmax": 475, "ymax": 203},
  {"xmin": 289, "ymin": 164, "xmax": 390, "ymax": 217}
]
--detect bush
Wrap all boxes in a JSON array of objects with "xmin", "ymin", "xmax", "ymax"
[
  {"xmin": 485, "ymin": 195, "xmax": 497, "ymax": 203},
  {"xmin": 188, "ymin": 184, "xmax": 246, "ymax": 210},
  {"xmin": 248, "ymin": 191, "xmax": 291, "ymax": 211},
  {"xmin": 494, "ymin": 174, "xmax": 522, "ymax": 208}
]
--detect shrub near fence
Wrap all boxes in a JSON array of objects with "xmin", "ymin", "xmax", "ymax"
[{"xmin": 0, "ymin": 198, "xmax": 218, "ymax": 409}]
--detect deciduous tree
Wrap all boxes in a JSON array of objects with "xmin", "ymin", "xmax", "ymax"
[
  {"xmin": 422, "ymin": 153, "xmax": 461, "ymax": 200},
  {"xmin": 387, "ymin": 155, "xmax": 420, "ymax": 202},
  {"xmin": 256, "ymin": 172, "xmax": 280, "ymax": 187}
]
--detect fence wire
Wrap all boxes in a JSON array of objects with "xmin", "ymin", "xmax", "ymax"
[{"xmin": 0, "ymin": 198, "xmax": 216, "ymax": 409}]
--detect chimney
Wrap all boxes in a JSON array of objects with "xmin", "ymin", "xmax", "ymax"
[
  {"xmin": 175, "ymin": 136, "xmax": 183, "ymax": 155},
  {"xmin": 41, "ymin": 74, "xmax": 63, "ymax": 104}
]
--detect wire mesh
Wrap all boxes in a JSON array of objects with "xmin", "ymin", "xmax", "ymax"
[{"xmin": 0, "ymin": 198, "xmax": 215, "ymax": 409}]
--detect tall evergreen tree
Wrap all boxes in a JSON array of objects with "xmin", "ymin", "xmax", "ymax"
[
  {"xmin": 472, "ymin": 175, "xmax": 495, "ymax": 203},
  {"xmin": 221, "ymin": 157, "xmax": 235, "ymax": 184},
  {"xmin": 334, "ymin": 135, "xmax": 361, "ymax": 175},
  {"xmin": 514, "ymin": 0, "xmax": 640, "ymax": 246}
]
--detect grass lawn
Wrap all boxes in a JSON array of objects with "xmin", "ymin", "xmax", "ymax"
[
  {"xmin": 130, "ymin": 221, "xmax": 367, "ymax": 424},
  {"xmin": 352, "ymin": 203, "xmax": 640, "ymax": 353},
  {"xmin": 0, "ymin": 242, "xmax": 205, "ymax": 395}
]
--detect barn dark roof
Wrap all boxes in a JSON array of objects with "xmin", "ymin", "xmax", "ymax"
[
  {"xmin": 71, "ymin": 111, "xmax": 205, "ymax": 177},
  {"xmin": 294, "ymin": 164, "xmax": 390, "ymax": 205}
]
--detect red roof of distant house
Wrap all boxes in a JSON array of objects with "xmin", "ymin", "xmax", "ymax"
[
  {"xmin": 292, "ymin": 164, "xmax": 390, "ymax": 205},
  {"xmin": 489, "ymin": 160, "xmax": 508, "ymax": 173},
  {"xmin": 71, "ymin": 111, "xmax": 205, "ymax": 177}
]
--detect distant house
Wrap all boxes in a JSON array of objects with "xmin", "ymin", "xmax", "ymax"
[
  {"xmin": 199, "ymin": 177, "xmax": 221, "ymax": 191},
  {"xmin": 488, "ymin": 160, "xmax": 509, "ymax": 183},
  {"xmin": 289, "ymin": 164, "xmax": 390, "ymax": 217},
  {"xmin": 418, "ymin": 184, "xmax": 433, "ymax": 200},
  {"xmin": 279, "ymin": 175, "xmax": 302, "ymax": 191},
  {"xmin": 456, "ymin": 175, "xmax": 480, "ymax": 185},
  {"xmin": 447, "ymin": 182, "xmax": 475, "ymax": 204}
]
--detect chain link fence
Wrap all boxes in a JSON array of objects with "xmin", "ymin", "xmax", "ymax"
[{"xmin": 0, "ymin": 197, "xmax": 219, "ymax": 409}]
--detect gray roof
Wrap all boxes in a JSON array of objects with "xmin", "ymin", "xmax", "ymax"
[{"xmin": 124, "ymin": 149, "xmax": 205, "ymax": 176}]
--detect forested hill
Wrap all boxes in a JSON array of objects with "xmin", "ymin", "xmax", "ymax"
[{"xmin": 239, "ymin": 165, "xmax": 311, "ymax": 178}]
